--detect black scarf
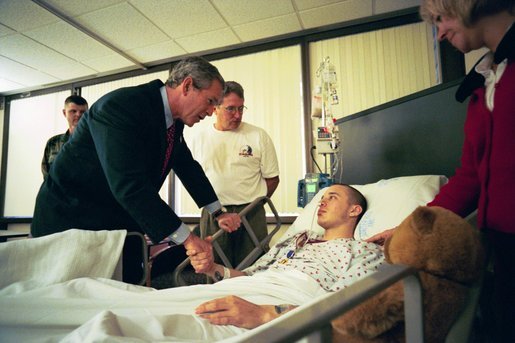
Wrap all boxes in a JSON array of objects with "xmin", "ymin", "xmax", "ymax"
[{"xmin": 455, "ymin": 23, "xmax": 515, "ymax": 103}]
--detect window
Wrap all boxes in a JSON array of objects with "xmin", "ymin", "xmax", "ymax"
[
  {"xmin": 4, "ymin": 90, "xmax": 70, "ymax": 216},
  {"xmin": 309, "ymin": 21, "xmax": 438, "ymax": 120},
  {"xmin": 81, "ymin": 71, "xmax": 169, "ymax": 105}
]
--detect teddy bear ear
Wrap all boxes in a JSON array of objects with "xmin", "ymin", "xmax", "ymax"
[{"xmin": 411, "ymin": 206, "xmax": 435, "ymax": 235}]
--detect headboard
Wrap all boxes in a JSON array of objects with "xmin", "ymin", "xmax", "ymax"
[{"xmin": 336, "ymin": 79, "xmax": 467, "ymax": 185}]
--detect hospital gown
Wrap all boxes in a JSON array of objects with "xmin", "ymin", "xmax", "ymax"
[{"xmin": 244, "ymin": 231, "xmax": 385, "ymax": 292}]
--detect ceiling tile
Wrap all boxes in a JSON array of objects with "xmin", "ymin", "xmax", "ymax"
[
  {"xmin": 374, "ymin": 0, "xmax": 420, "ymax": 14},
  {"xmin": 81, "ymin": 54, "xmax": 135, "ymax": 73},
  {"xmin": 0, "ymin": 55, "xmax": 60, "ymax": 88},
  {"xmin": 0, "ymin": 0, "xmax": 59, "ymax": 31},
  {"xmin": 176, "ymin": 28, "xmax": 240, "ymax": 54},
  {"xmin": 212, "ymin": 0, "xmax": 294, "ymax": 26},
  {"xmin": 234, "ymin": 14, "xmax": 302, "ymax": 42},
  {"xmin": 45, "ymin": 61, "xmax": 97, "ymax": 80},
  {"xmin": 0, "ymin": 23, "xmax": 15, "ymax": 37},
  {"xmin": 43, "ymin": 0, "xmax": 125, "ymax": 17},
  {"xmin": 299, "ymin": 0, "xmax": 373, "ymax": 28},
  {"xmin": 75, "ymin": 2, "xmax": 169, "ymax": 50},
  {"xmin": 128, "ymin": 40, "xmax": 187, "ymax": 63},
  {"xmin": 131, "ymin": 0, "xmax": 226, "ymax": 38},
  {"xmin": 0, "ymin": 77, "xmax": 24, "ymax": 93},
  {"xmin": 0, "ymin": 34, "xmax": 95, "ymax": 79},
  {"xmin": 294, "ymin": 0, "xmax": 347, "ymax": 11},
  {"xmin": 24, "ymin": 21, "xmax": 115, "ymax": 62}
]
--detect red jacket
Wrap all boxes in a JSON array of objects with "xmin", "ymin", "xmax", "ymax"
[{"xmin": 429, "ymin": 25, "xmax": 515, "ymax": 234}]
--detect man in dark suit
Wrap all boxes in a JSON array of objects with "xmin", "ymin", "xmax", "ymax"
[{"xmin": 32, "ymin": 57, "xmax": 241, "ymax": 276}]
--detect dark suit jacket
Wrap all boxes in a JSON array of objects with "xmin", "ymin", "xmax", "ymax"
[{"xmin": 32, "ymin": 80, "xmax": 218, "ymax": 243}]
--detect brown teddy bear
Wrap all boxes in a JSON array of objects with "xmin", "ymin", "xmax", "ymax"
[{"xmin": 332, "ymin": 206, "xmax": 484, "ymax": 343}]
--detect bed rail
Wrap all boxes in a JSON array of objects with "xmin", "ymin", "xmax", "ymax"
[
  {"xmin": 123, "ymin": 231, "xmax": 149, "ymax": 286},
  {"xmin": 234, "ymin": 264, "xmax": 424, "ymax": 343},
  {"xmin": 172, "ymin": 196, "xmax": 282, "ymax": 286}
]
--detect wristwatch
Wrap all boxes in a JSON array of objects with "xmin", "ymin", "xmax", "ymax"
[
  {"xmin": 213, "ymin": 266, "xmax": 230, "ymax": 282},
  {"xmin": 274, "ymin": 304, "xmax": 291, "ymax": 314},
  {"xmin": 212, "ymin": 206, "xmax": 227, "ymax": 220}
]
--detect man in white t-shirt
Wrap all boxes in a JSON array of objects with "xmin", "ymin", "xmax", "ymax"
[{"xmin": 191, "ymin": 81, "xmax": 280, "ymax": 267}]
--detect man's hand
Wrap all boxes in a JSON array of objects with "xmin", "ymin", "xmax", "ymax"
[
  {"xmin": 195, "ymin": 295, "xmax": 278, "ymax": 329},
  {"xmin": 183, "ymin": 234, "xmax": 213, "ymax": 274},
  {"xmin": 365, "ymin": 228, "xmax": 396, "ymax": 246},
  {"xmin": 187, "ymin": 236, "xmax": 215, "ymax": 274},
  {"xmin": 216, "ymin": 213, "xmax": 241, "ymax": 233}
]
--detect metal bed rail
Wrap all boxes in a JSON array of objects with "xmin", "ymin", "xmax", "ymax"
[
  {"xmin": 234, "ymin": 264, "xmax": 424, "ymax": 343},
  {"xmin": 124, "ymin": 231, "xmax": 149, "ymax": 286},
  {"xmin": 172, "ymin": 196, "xmax": 282, "ymax": 286}
]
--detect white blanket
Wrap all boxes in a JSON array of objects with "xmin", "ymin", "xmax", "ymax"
[
  {"xmin": 0, "ymin": 229, "xmax": 127, "ymax": 295},
  {"xmin": 0, "ymin": 270, "xmax": 325, "ymax": 342},
  {"xmin": 0, "ymin": 228, "xmax": 327, "ymax": 342}
]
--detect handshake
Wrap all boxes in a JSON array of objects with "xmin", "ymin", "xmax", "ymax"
[
  {"xmin": 183, "ymin": 234, "xmax": 216, "ymax": 275},
  {"xmin": 183, "ymin": 211, "xmax": 241, "ymax": 276}
]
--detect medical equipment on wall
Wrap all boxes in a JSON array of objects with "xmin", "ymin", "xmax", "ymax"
[
  {"xmin": 298, "ymin": 57, "xmax": 341, "ymax": 208},
  {"xmin": 315, "ymin": 57, "xmax": 342, "ymax": 173},
  {"xmin": 313, "ymin": 56, "xmax": 340, "ymax": 157},
  {"xmin": 297, "ymin": 173, "xmax": 333, "ymax": 208}
]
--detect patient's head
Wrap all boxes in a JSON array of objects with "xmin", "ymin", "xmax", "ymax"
[{"xmin": 317, "ymin": 184, "xmax": 367, "ymax": 239}]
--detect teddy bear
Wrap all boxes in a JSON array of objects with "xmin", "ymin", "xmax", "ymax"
[{"xmin": 331, "ymin": 206, "xmax": 484, "ymax": 343}]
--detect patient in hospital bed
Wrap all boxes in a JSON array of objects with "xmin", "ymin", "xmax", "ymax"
[
  {"xmin": 0, "ymin": 183, "xmax": 383, "ymax": 343},
  {"xmin": 186, "ymin": 183, "xmax": 384, "ymax": 330}
]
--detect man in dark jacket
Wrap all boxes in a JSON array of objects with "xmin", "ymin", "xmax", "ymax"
[{"xmin": 32, "ymin": 57, "xmax": 241, "ymax": 276}]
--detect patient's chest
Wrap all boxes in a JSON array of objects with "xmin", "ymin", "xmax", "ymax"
[{"xmin": 248, "ymin": 235, "xmax": 385, "ymax": 292}]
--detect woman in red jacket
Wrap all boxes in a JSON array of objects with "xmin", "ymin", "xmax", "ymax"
[{"xmin": 369, "ymin": 0, "xmax": 515, "ymax": 341}]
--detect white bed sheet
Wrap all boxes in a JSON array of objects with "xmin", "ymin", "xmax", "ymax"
[
  {"xmin": 0, "ymin": 270, "xmax": 326, "ymax": 343},
  {"xmin": 0, "ymin": 229, "xmax": 126, "ymax": 295}
]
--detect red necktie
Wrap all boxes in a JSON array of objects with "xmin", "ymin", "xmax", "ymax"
[{"xmin": 161, "ymin": 125, "xmax": 175, "ymax": 177}]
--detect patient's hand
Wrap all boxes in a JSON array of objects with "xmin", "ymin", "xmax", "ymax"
[
  {"xmin": 366, "ymin": 228, "xmax": 396, "ymax": 246},
  {"xmin": 195, "ymin": 295, "xmax": 279, "ymax": 329},
  {"xmin": 216, "ymin": 213, "xmax": 241, "ymax": 233}
]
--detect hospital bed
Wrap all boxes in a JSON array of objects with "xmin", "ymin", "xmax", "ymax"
[{"xmin": 0, "ymin": 80, "xmax": 480, "ymax": 342}]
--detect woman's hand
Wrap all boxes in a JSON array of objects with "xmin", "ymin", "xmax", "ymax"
[{"xmin": 365, "ymin": 228, "xmax": 396, "ymax": 246}]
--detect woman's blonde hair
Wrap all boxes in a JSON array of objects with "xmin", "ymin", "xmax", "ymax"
[{"xmin": 420, "ymin": 0, "xmax": 515, "ymax": 27}]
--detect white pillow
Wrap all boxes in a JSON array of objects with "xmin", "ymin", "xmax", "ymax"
[{"xmin": 283, "ymin": 175, "xmax": 448, "ymax": 241}]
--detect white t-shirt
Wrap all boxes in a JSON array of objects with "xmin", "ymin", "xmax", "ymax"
[{"xmin": 191, "ymin": 122, "xmax": 279, "ymax": 205}]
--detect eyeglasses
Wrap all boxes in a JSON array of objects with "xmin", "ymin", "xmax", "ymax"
[{"xmin": 222, "ymin": 105, "xmax": 247, "ymax": 114}]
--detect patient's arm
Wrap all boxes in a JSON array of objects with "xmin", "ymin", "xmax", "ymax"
[
  {"xmin": 195, "ymin": 295, "xmax": 296, "ymax": 329},
  {"xmin": 187, "ymin": 239, "xmax": 246, "ymax": 278},
  {"xmin": 189, "ymin": 252, "xmax": 246, "ymax": 279}
]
